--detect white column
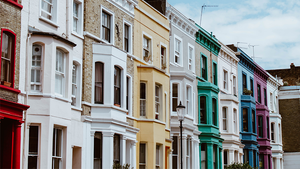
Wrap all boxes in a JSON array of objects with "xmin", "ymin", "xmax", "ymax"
[
  {"xmin": 168, "ymin": 148, "xmax": 172, "ymax": 169},
  {"xmin": 102, "ymin": 132, "xmax": 114, "ymax": 169},
  {"xmin": 121, "ymin": 136, "xmax": 126, "ymax": 165},
  {"xmin": 89, "ymin": 131, "xmax": 95, "ymax": 169},
  {"xmin": 193, "ymin": 138, "xmax": 200, "ymax": 169},
  {"xmin": 132, "ymin": 141, "xmax": 137, "ymax": 169},
  {"xmin": 229, "ymin": 150, "xmax": 234, "ymax": 165}
]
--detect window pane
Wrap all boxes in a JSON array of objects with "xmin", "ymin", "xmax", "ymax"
[
  {"xmin": 113, "ymin": 134, "xmax": 120, "ymax": 164},
  {"xmin": 243, "ymin": 108, "xmax": 248, "ymax": 132},
  {"xmin": 1, "ymin": 32, "xmax": 13, "ymax": 83},
  {"xmin": 114, "ymin": 67, "xmax": 121, "ymax": 106},
  {"xmin": 212, "ymin": 99, "xmax": 217, "ymax": 125},
  {"xmin": 201, "ymin": 143, "xmax": 206, "ymax": 169},
  {"xmin": 95, "ymin": 62, "xmax": 104, "ymax": 104},
  {"xmin": 94, "ymin": 132, "xmax": 102, "ymax": 169},
  {"xmin": 139, "ymin": 143, "xmax": 146, "ymax": 163},
  {"xmin": 172, "ymin": 84, "xmax": 178, "ymax": 111},
  {"xmin": 200, "ymin": 96, "xmax": 206, "ymax": 124}
]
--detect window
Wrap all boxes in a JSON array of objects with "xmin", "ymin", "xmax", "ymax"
[
  {"xmin": 41, "ymin": 0, "xmax": 57, "ymax": 22},
  {"xmin": 271, "ymin": 123, "xmax": 275, "ymax": 143},
  {"xmin": 222, "ymin": 107, "xmax": 227, "ymax": 131},
  {"xmin": 186, "ymin": 138, "xmax": 190, "ymax": 169},
  {"xmin": 253, "ymin": 150, "xmax": 257, "ymax": 167},
  {"xmin": 113, "ymin": 134, "xmax": 120, "ymax": 164},
  {"xmin": 252, "ymin": 110, "xmax": 256, "ymax": 133},
  {"xmin": 223, "ymin": 70, "xmax": 228, "ymax": 90},
  {"xmin": 186, "ymin": 86, "xmax": 191, "ymax": 115},
  {"xmin": 257, "ymin": 84, "xmax": 261, "ymax": 103},
  {"xmin": 212, "ymin": 98, "xmax": 217, "ymax": 126},
  {"xmin": 31, "ymin": 45, "xmax": 42, "ymax": 92},
  {"xmin": 201, "ymin": 55, "xmax": 207, "ymax": 80},
  {"xmin": 126, "ymin": 76, "xmax": 129, "ymax": 111},
  {"xmin": 28, "ymin": 126, "xmax": 39, "ymax": 169},
  {"xmin": 233, "ymin": 109, "xmax": 237, "ymax": 133},
  {"xmin": 201, "ymin": 143, "xmax": 207, "ymax": 169},
  {"xmin": 244, "ymin": 149, "xmax": 249, "ymax": 163},
  {"xmin": 224, "ymin": 150, "xmax": 228, "ymax": 166},
  {"xmin": 188, "ymin": 46, "xmax": 193, "ymax": 70},
  {"xmin": 267, "ymin": 117, "xmax": 270, "ymax": 139},
  {"xmin": 155, "ymin": 84, "xmax": 161, "ymax": 120},
  {"xmin": 213, "ymin": 145, "xmax": 216, "ymax": 169},
  {"xmin": 270, "ymin": 93, "xmax": 273, "ymax": 111},
  {"xmin": 264, "ymin": 88, "xmax": 267, "ymax": 106},
  {"xmin": 200, "ymin": 96, "xmax": 206, "ymax": 124},
  {"xmin": 55, "ymin": 49, "xmax": 65, "ymax": 96},
  {"xmin": 1, "ymin": 31, "xmax": 15, "ymax": 87},
  {"xmin": 114, "ymin": 66, "xmax": 121, "ymax": 107},
  {"xmin": 259, "ymin": 154, "xmax": 264, "ymax": 169},
  {"xmin": 233, "ymin": 76, "xmax": 236, "ymax": 95},
  {"xmin": 102, "ymin": 11, "xmax": 111, "ymax": 42},
  {"xmin": 258, "ymin": 116, "xmax": 263, "ymax": 138},
  {"xmin": 172, "ymin": 136, "xmax": 178, "ymax": 169},
  {"xmin": 73, "ymin": 1, "xmax": 80, "ymax": 33},
  {"xmin": 95, "ymin": 62, "xmax": 104, "ymax": 104},
  {"xmin": 94, "ymin": 132, "xmax": 102, "ymax": 169},
  {"xmin": 52, "ymin": 128, "xmax": 63, "ymax": 169},
  {"xmin": 242, "ymin": 74, "xmax": 247, "ymax": 93},
  {"xmin": 243, "ymin": 108, "xmax": 248, "ymax": 132},
  {"xmin": 143, "ymin": 36, "xmax": 151, "ymax": 61},
  {"xmin": 161, "ymin": 46, "xmax": 166, "ymax": 69},
  {"xmin": 155, "ymin": 144, "xmax": 161, "ymax": 169},
  {"xmin": 71, "ymin": 64, "xmax": 78, "ymax": 106},
  {"xmin": 234, "ymin": 151, "xmax": 238, "ymax": 163},
  {"xmin": 250, "ymin": 79, "xmax": 254, "ymax": 96},
  {"xmin": 174, "ymin": 39, "xmax": 181, "ymax": 64},
  {"xmin": 172, "ymin": 83, "xmax": 178, "ymax": 112},
  {"xmin": 212, "ymin": 63, "xmax": 217, "ymax": 85},
  {"xmin": 124, "ymin": 24, "xmax": 129, "ymax": 52},
  {"xmin": 140, "ymin": 82, "xmax": 146, "ymax": 117},
  {"xmin": 139, "ymin": 143, "xmax": 146, "ymax": 169}
]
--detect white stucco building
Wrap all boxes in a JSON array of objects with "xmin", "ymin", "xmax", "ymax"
[
  {"xmin": 19, "ymin": 0, "xmax": 84, "ymax": 168},
  {"xmin": 218, "ymin": 42, "xmax": 244, "ymax": 167},
  {"xmin": 166, "ymin": 4, "xmax": 201, "ymax": 169},
  {"xmin": 267, "ymin": 72, "xmax": 284, "ymax": 169}
]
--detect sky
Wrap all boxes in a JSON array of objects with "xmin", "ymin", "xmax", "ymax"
[{"xmin": 168, "ymin": 0, "xmax": 300, "ymax": 70}]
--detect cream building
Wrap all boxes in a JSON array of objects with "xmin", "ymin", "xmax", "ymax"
[
  {"xmin": 166, "ymin": 4, "xmax": 200, "ymax": 169},
  {"xmin": 218, "ymin": 42, "xmax": 244, "ymax": 167},
  {"xmin": 133, "ymin": 0, "xmax": 172, "ymax": 168}
]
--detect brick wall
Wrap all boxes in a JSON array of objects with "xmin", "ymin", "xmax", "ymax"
[
  {"xmin": 0, "ymin": 1, "xmax": 22, "ymax": 102},
  {"xmin": 267, "ymin": 63, "xmax": 300, "ymax": 85},
  {"xmin": 279, "ymin": 98, "xmax": 300, "ymax": 152}
]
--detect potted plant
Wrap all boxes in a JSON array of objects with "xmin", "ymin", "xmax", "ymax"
[
  {"xmin": 243, "ymin": 88, "xmax": 252, "ymax": 95},
  {"xmin": 2, "ymin": 81, "xmax": 11, "ymax": 87},
  {"xmin": 114, "ymin": 103, "xmax": 121, "ymax": 107}
]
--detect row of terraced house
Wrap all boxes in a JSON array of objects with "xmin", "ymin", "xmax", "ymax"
[{"xmin": 2, "ymin": 0, "xmax": 300, "ymax": 169}]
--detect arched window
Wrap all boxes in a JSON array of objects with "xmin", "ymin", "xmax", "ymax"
[
  {"xmin": 1, "ymin": 30, "xmax": 16, "ymax": 87},
  {"xmin": 114, "ymin": 66, "xmax": 121, "ymax": 106},
  {"xmin": 95, "ymin": 62, "xmax": 104, "ymax": 104},
  {"xmin": 200, "ymin": 96, "xmax": 206, "ymax": 124},
  {"xmin": 31, "ymin": 44, "xmax": 42, "ymax": 92}
]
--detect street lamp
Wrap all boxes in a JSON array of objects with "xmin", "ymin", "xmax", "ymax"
[{"xmin": 176, "ymin": 101, "xmax": 185, "ymax": 169}]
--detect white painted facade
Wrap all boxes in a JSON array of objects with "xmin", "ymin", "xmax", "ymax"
[
  {"xmin": 19, "ymin": 0, "xmax": 84, "ymax": 168},
  {"xmin": 267, "ymin": 72, "xmax": 284, "ymax": 169},
  {"xmin": 217, "ymin": 42, "xmax": 244, "ymax": 167},
  {"xmin": 166, "ymin": 4, "xmax": 200, "ymax": 169}
]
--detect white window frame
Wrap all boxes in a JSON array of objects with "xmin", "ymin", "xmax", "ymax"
[
  {"xmin": 28, "ymin": 125, "xmax": 40, "ymax": 169},
  {"xmin": 271, "ymin": 122, "xmax": 275, "ymax": 143},
  {"xmin": 171, "ymin": 83, "xmax": 180, "ymax": 113},
  {"xmin": 31, "ymin": 44, "xmax": 43, "ymax": 93},
  {"xmin": 40, "ymin": 0, "xmax": 58, "ymax": 24},
  {"xmin": 71, "ymin": 62, "xmax": 80, "ymax": 107},
  {"xmin": 142, "ymin": 32, "xmax": 152, "ymax": 63},
  {"xmin": 101, "ymin": 6, "xmax": 115, "ymax": 44},
  {"xmin": 72, "ymin": 0, "xmax": 83, "ymax": 35},
  {"xmin": 187, "ymin": 43, "xmax": 195, "ymax": 72},
  {"xmin": 160, "ymin": 42, "xmax": 167, "ymax": 70},
  {"xmin": 223, "ymin": 69, "xmax": 228, "ymax": 90},
  {"xmin": 155, "ymin": 84, "xmax": 161, "ymax": 120},
  {"xmin": 233, "ymin": 109, "xmax": 237, "ymax": 134},
  {"xmin": 155, "ymin": 144, "xmax": 162, "ymax": 169},
  {"xmin": 126, "ymin": 75, "xmax": 133, "ymax": 116},
  {"xmin": 52, "ymin": 127, "xmax": 63, "ymax": 169},
  {"xmin": 270, "ymin": 92, "xmax": 273, "ymax": 111},
  {"xmin": 139, "ymin": 143, "xmax": 147, "ymax": 168},
  {"xmin": 233, "ymin": 75, "xmax": 237, "ymax": 95},
  {"xmin": 55, "ymin": 49, "xmax": 66, "ymax": 97},
  {"xmin": 186, "ymin": 85, "xmax": 192, "ymax": 116},
  {"xmin": 174, "ymin": 35, "xmax": 182, "ymax": 66},
  {"xmin": 123, "ymin": 20, "xmax": 132, "ymax": 54},
  {"xmin": 222, "ymin": 107, "xmax": 227, "ymax": 131},
  {"xmin": 140, "ymin": 82, "xmax": 147, "ymax": 117},
  {"xmin": 172, "ymin": 136, "xmax": 178, "ymax": 168}
]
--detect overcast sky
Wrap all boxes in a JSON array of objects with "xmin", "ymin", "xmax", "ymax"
[{"xmin": 168, "ymin": 0, "xmax": 300, "ymax": 70}]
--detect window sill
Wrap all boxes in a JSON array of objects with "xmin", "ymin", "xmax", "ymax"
[
  {"xmin": 71, "ymin": 31, "xmax": 84, "ymax": 40},
  {"xmin": 0, "ymin": 85, "xmax": 20, "ymax": 94},
  {"xmin": 2, "ymin": 0, "xmax": 23, "ymax": 9},
  {"xmin": 54, "ymin": 95, "xmax": 71, "ymax": 103},
  {"xmin": 197, "ymin": 76, "xmax": 207, "ymax": 82},
  {"xmin": 71, "ymin": 106, "xmax": 82, "ymax": 112},
  {"xmin": 39, "ymin": 16, "xmax": 59, "ymax": 28}
]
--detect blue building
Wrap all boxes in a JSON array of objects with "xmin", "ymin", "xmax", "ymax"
[{"xmin": 227, "ymin": 45, "xmax": 258, "ymax": 167}]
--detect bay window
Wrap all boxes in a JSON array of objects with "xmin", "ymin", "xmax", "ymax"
[
  {"xmin": 222, "ymin": 107, "xmax": 227, "ymax": 131},
  {"xmin": 271, "ymin": 123, "xmax": 275, "ymax": 143},
  {"xmin": 140, "ymin": 82, "xmax": 146, "ymax": 117},
  {"xmin": 1, "ymin": 30, "xmax": 15, "ymax": 87},
  {"xmin": 55, "ymin": 49, "xmax": 65, "ymax": 96},
  {"xmin": 186, "ymin": 86, "xmax": 191, "ymax": 115},
  {"xmin": 212, "ymin": 98, "xmax": 217, "ymax": 126},
  {"xmin": 258, "ymin": 116, "xmax": 263, "ymax": 138},
  {"xmin": 31, "ymin": 44, "xmax": 42, "ymax": 92},
  {"xmin": 200, "ymin": 96, "xmax": 206, "ymax": 124},
  {"xmin": 95, "ymin": 62, "xmax": 104, "ymax": 104},
  {"xmin": 243, "ymin": 108, "xmax": 248, "ymax": 132},
  {"xmin": 114, "ymin": 66, "xmax": 121, "ymax": 107},
  {"xmin": 155, "ymin": 84, "xmax": 161, "ymax": 120},
  {"xmin": 172, "ymin": 83, "xmax": 178, "ymax": 112}
]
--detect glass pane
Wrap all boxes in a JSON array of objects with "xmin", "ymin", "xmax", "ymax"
[
  {"xmin": 31, "ymin": 69, "xmax": 35, "ymax": 82},
  {"xmin": 29, "ymin": 126, "xmax": 39, "ymax": 154},
  {"xmin": 55, "ymin": 74, "xmax": 62, "ymax": 94},
  {"xmin": 36, "ymin": 70, "xmax": 40, "ymax": 82},
  {"xmin": 28, "ymin": 156, "xmax": 38, "ymax": 169},
  {"xmin": 52, "ymin": 158, "xmax": 60, "ymax": 169},
  {"xmin": 139, "ymin": 144, "xmax": 146, "ymax": 163}
]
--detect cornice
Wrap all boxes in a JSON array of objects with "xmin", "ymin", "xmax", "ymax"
[
  {"xmin": 106, "ymin": 0, "xmax": 138, "ymax": 17},
  {"xmin": 165, "ymin": 4, "xmax": 197, "ymax": 39},
  {"xmin": 219, "ymin": 42, "xmax": 239, "ymax": 66}
]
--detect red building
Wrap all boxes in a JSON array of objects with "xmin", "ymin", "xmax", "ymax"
[{"xmin": 0, "ymin": 0, "xmax": 29, "ymax": 168}]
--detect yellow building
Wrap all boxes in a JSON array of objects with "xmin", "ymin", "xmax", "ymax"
[{"xmin": 133, "ymin": 0, "xmax": 171, "ymax": 168}]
